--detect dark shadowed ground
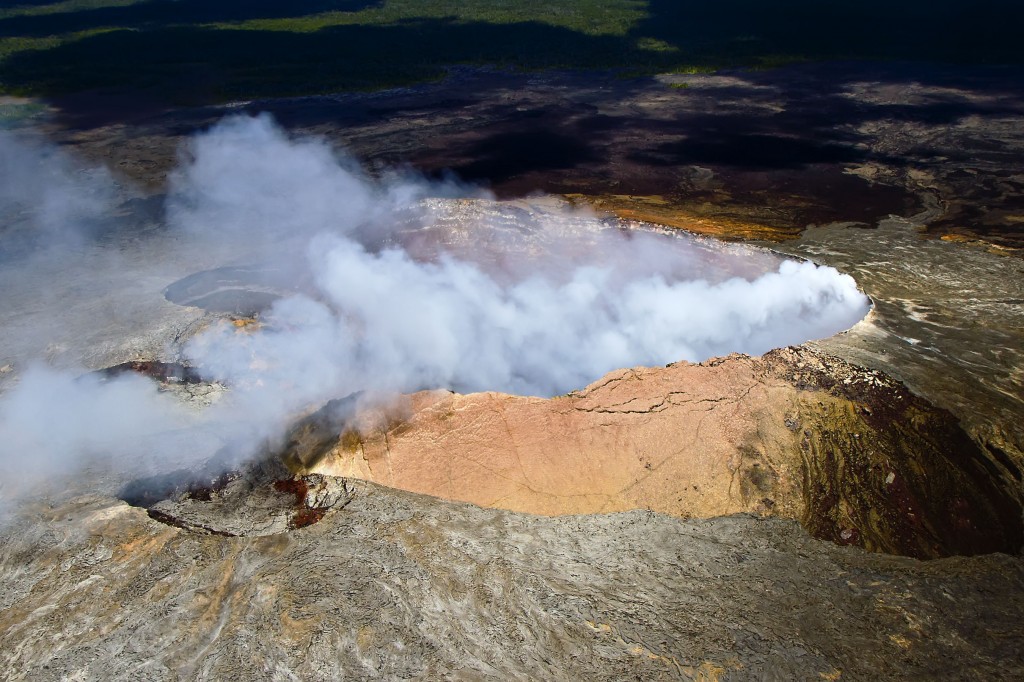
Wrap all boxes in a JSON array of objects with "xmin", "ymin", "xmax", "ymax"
[
  {"xmin": 1, "ymin": 0, "xmax": 1022, "ymax": 104},
  {"xmin": 35, "ymin": 62, "xmax": 1024, "ymax": 248}
]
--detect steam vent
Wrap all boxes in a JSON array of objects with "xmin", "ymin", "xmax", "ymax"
[{"xmin": 3, "ymin": 15, "xmax": 1024, "ymax": 678}]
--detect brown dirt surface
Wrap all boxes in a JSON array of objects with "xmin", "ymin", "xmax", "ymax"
[{"xmin": 298, "ymin": 346, "xmax": 1021, "ymax": 559}]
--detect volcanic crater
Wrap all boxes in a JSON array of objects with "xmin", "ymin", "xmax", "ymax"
[
  {"xmin": 107, "ymin": 202, "xmax": 1020, "ymax": 561},
  {"xmin": 4, "ymin": 62, "xmax": 1024, "ymax": 681}
]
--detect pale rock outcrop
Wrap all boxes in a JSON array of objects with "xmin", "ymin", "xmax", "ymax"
[{"xmin": 290, "ymin": 347, "xmax": 1021, "ymax": 559}]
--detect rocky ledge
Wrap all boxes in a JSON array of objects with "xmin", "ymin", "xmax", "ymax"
[{"xmin": 281, "ymin": 345, "xmax": 1021, "ymax": 559}]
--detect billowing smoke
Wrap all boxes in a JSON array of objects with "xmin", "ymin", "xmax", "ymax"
[
  {"xmin": 0, "ymin": 115, "xmax": 869, "ymax": 505},
  {"xmin": 0, "ymin": 129, "xmax": 113, "ymax": 252},
  {"xmin": 0, "ymin": 366, "xmax": 197, "ymax": 482}
]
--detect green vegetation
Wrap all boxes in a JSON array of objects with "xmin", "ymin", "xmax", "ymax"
[
  {"xmin": 0, "ymin": 100, "xmax": 46, "ymax": 127},
  {"xmin": 0, "ymin": 0, "xmax": 1021, "ymax": 104}
]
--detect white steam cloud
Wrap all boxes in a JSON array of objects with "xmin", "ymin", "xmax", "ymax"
[
  {"xmin": 0, "ymin": 115, "xmax": 869, "ymax": 503},
  {"xmin": 0, "ymin": 129, "xmax": 112, "ymax": 250}
]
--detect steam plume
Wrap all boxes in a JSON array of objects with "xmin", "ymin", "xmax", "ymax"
[{"xmin": 0, "ymin": 115, "xmax": 869, "ymax": 504}]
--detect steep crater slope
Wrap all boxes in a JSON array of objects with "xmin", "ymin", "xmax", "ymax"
[{"xmin": 279, "ymin": 345, "xmax": 1021, "ymax": 559}]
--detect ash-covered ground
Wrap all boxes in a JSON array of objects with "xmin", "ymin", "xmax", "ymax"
[{"xmin": 2, "ymin": 62, "xmax": 1024, "ymax": 680}]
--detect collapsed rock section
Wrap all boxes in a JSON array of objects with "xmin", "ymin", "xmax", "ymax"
[
  {"xmin": 763, "ymin": 347, "xmax": 1023, "ymax": 558},
  {"xmin": 94, "ymin": 359, "xmax": 226, "ymax": 407},
  {"xmin": 119, "ymin": 457, "xmax": 352, "ymax": 537},
  {"xmin": 98, "ymin": 360, "xmax": 204, "ymax": 384}
]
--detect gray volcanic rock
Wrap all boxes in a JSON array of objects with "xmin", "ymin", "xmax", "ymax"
[
  {"xmin": 782, "ymin": 215, "xmax": 1024, "ymax": 494},
  {"xmin": 1, "ymin": 474, "xmax": 1023, "ymax": 681},
  {"xmin": 4, "ymin": 62, "xmax": 1024, "ymax": 680}
]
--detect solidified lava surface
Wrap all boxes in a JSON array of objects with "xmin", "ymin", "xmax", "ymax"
[
  {"xmin": 116, "ymin": 449, "xmax": 351, "ymax": 537},
  {"xmin": 99, "ymin": 360, "xmax": 204, "ymax": 384}
]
